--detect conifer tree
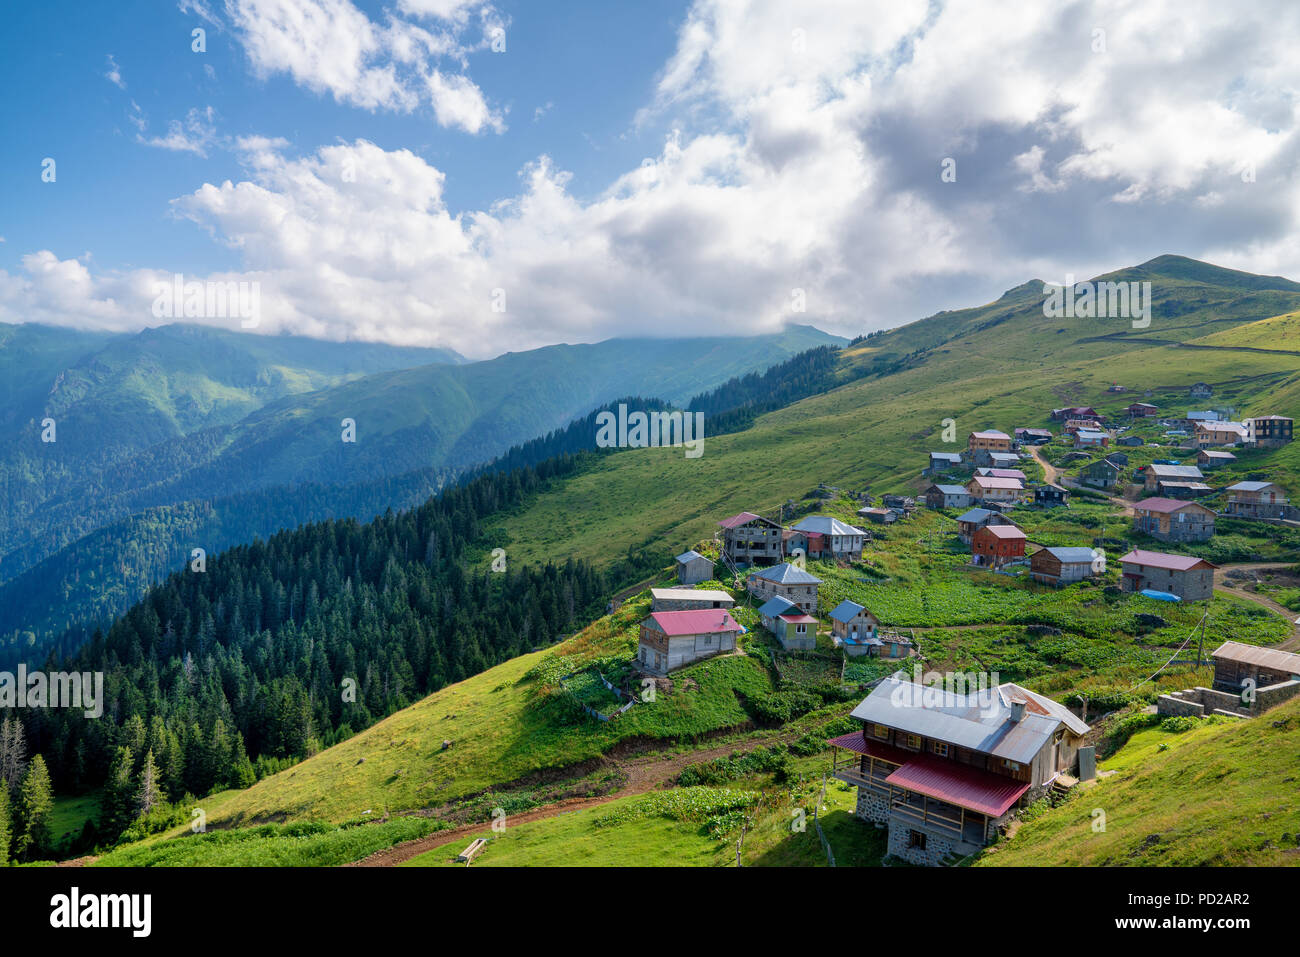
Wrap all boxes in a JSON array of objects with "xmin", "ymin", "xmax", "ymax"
[{"xmin": 15, "ymin": 755, "xmax": 53, "ymax": 861}]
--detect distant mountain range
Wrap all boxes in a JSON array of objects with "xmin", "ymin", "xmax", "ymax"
[{"xmin": 0, "ymin": 320, "xmax": 844, "ymax": 656}]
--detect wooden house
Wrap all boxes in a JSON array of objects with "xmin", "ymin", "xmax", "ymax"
[
  {"xmin": 967, "ymin": 430, "xmax": 1012, "ymax": 454},
  {"xmin": 717, "ymin": 511, "xmax": 784, "ymax": 565},
  {"xmin": 1034, "ymin": 483, "xmax": 1069, "ymax": 507},
  {"xmin": 1118, "ymin": 549, "xmax": 1217, "ymax": 601},
  {"xmin": 971, "ymin": 524, "xmax": 1027, "ymax": 567},
  {"xmin": 1196, "ymin": 449, "xmax": 1236, "ymax": 469},
  {"xmin": 1029, "ymin": 546, "xmax": 1098, "ymax": 586},
  {"xmin": 746, "ymin": 562, "xmax": 822, "ymax": 614},
  {"xmin": 1014, "ymin": 428, "xmax": 1052, "ymax": 445},
  {"xmin": 829, "ymin": 674, "xmax": 1089, "ymax": 865},
  {"xmin": 1247, "ymin": 415, "xmax": 1293, "ymax": 448},
  {"xmin": 925, "ymin": 484, "xmax": 973, "ymax": 510},
  {"xmin": 955, "ymin": 507, "xmax": 1018, "ymax": 545},
  {"xmin": 1189, "ymin": 382, "xmax": 1213, "ymax": 399},
  {"xmin": 1132, "ymin": 498, "xmax": 1215, "ymax": 543},
  {"xmin": 1064, "ymin": 418, "xmax": 1104, "ymax": 435},
  {"xmin": 1194, "ymin": 421, "xmax": 1248, "ymax": 447},
  {"xmin": 1052, "ymin": 406, "xmax": 1101, "ymax": 421},
  {"xmin": 1126, "ymin": 402, "xmax": 1158, "ymax": 417},
  {"xmin": 1143, "ymin": 464, "xmax": 1203, "ymax": 492},
  {"xmin": 926, "ymin": 451, "xmax": 966, "ymax": 475},
  {"xmin": 828, "ymin": 599, "xmax": 879, "ymax": 655},
  {"xmin": 1073, "ymin": 428, "xmax": 1110, "ymax": 448},
  {"xmin": 966, "ymin": 475, "xmax": 1023, "ymax": 504},
  {"xmin": 788, "ymin": 516, "xmax": 867, "ymax": 561},
  {"xmin": 674, "ymin": 550, "xmax": 715, "ymax": 585},
  {"xmin": 1209, "ymin": 642, "xmax": 1300, "ymax": 695},
  {"xmin": 638, "ymin": 609, "xmax": 741, "ymax": 674},
  {"xmin": 650, "ymin": 587, "xmax": 736, "ymax": 612},
  {"xmin": 1079, "ymin": 458, "xmax": 1121, "ymax": 489},
  {"xmin": 1223, "ymin": 482, "xmax": 1293, "ymax": 520},
  {"xmin": 858, "ymin": 507, "xmax": 897, "ymax": 524},
  {"xmin": 1116, "ymin": 434, "xmax": 1144, "ymax": 447},
  {"xmin": 757, "ymin": 595, "xmax": 817, "ymax": 651}
]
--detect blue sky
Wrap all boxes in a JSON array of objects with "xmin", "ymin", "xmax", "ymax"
[
  {"xmin": 2, "ymin": 1, "xmax": 1298, "ymax": 357},
  {"xmin": 2, "ymin": 0, "xmax": 683, "ymax": 275}
]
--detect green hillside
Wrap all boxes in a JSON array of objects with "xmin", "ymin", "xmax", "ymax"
[
  {"xmin": 978, "ymin": 696, "xmax": 1300, "ymax": 866},
  {"xmin": 15, "ymin": 254, "xmax": 1300, "ymax": 867},
  {"xmin": 0, "ymin": 324, "xmax": 841, "ymax": 585}
]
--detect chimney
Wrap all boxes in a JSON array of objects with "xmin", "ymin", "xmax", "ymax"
[{"xmin": 1009, "ymin": 696, "xmax": 1026, "ymax": 723}]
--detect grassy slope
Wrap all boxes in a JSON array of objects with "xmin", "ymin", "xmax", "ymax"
[
  {"xmin": 107, "ymin": 257, "xmax": 1300, "ymax": 861},
  {"xmin": 979, "ymin": 696, "xmax": 1300, "ymax": 866}
]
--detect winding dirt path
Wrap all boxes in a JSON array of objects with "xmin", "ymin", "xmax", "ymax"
[
  {"xmin": 1213, "ymin": 562, "xmax": 1300, "ymax": 651},
  {"xmin": 346, "ymin": 733, "xmax": 794, "ymax": 867},
  {"xmin": 1026, "ymin": 445, "xmax": 1136, "ymax": 515}
]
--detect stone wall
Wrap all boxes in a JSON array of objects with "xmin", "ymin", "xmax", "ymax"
[
  {"xmin": 854, "ymin": 787, "xmax": 890, "ymax": 824},
  {"xmin": 886, "ymin": 818, "xmax": 961, "ymax": 866},
  {"xmin": 1156, "ymin": 680, "xmax": 1300, "ymax": 718}
]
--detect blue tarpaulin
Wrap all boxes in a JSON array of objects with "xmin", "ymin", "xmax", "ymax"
[{"xmin": 1139, "ymin": 589, "xmax": 1182, "ymax": 602}]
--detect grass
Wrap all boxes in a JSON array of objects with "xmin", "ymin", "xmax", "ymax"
[
  {"xmin": 978, "ymin": 694, "xmax": 1300, "ymax": 866},
  {"xmin": 47, "ymin": 791, "xmax": 100, "ymax": 846},
  {"xmin": 92, "ymin": 817, "xmax": 444, "ymax": 867}
]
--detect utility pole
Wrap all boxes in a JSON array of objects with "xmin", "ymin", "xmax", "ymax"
[{"xmin": 1196, "ymin": 610, "xmax": 1208, "ymax": 663}]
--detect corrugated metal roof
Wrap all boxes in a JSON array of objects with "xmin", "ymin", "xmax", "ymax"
[
  {"xmin": 651, "ymin": 588, "xmax": 732, "ymax": 603},
  {"xmin": 792, "ymin": 515, "xmax": 867, "ymax": 536},
  {"xmin": 970, "ymin": 476, "xmax": 1023, "ymax": 490},
  {"xmin": 675, "ymin": 549, "xmax": 712, "ymax": 564},
  {"xmin": 717, "ymin": 510, "xmax": 766, "ymax": 529},
  {"xmin": 979, "ymin": 525, "xmax": 1026, "ymax": 540},
  {"xmin": 931, "ymin": 484, "xmax": 969, "ymax": 495},
  {"xmin": 647, "ymin": 609, "xmax": 740, "ymax": 636},
  {"xmin": 1038, "ymin": 546, "xmax": 1096, "ymax": 564},
  {"xmin": 1227, "ymin": 481, "xmax": 1277, "ymax": 492},
  {"xmin": 827, "ymin": 733, "xmax": 910, "ymax": 765},
  {"xmin": 757, "ymin": 595, "xmax": 797, "ymax": 618},
  {"xmin": 956, "ymin": 507, "xmax": 998, "ymax": 523},
  {"xmin": 1148, "ymin": 464, "xmax": 1204, "ymax": 479},
  {"xmin": 829, "ymin": 599, "xmax": 872, "ymax": 623},
  {"xmin": 1211, "ymin": 641, "xmax": 1300, "ymax": 673},
  {"xmin": 1119, "ymin": 549, "xmax": 1216, "ymax": 572},
  {"xmin": 849, "ymin": 673, "xmax": 1080, "ymax": 766},
  {"xmin": 970, "ymin": 430, "xmax": 1011, "ymax": 440},
  {"xmin": 885, "ymin": 757, "xmax": 1031, "ymax": 818},
  {"xmin": 750, "ymin": 562, "xmax": 823, "ymax": 585},
  {"xmin": 1132, "ymin": 497, "xmax": 1211, "ymax": 514}
]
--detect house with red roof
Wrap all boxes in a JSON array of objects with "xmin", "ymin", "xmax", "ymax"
[
  {"xmin": 1119, "ymin": 549, "xmax": 1217, "ymax": 601},
  {"xmin": 637, "ymin": 609, "xmax": 741, "ymax": 674},
  {"xmin": 829, "ymin": 672, "xmax": 1089, "ymax": 865},
  {"xmin": 716, "ymin": 510, "xmax": 783, "ymax": 565},
  {"xmin": 971, "ymin": 524, "xmax": 1027, "ymax": 567}
]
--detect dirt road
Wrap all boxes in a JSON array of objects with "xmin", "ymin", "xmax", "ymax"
[
  {"xmin": 347, "ymin": 733, "xmax": 793, "ymax": 867},
  {"xmin": 1026, "ymin": 445, "xmax": 1135, "ymax": 516},
  {"xmin": 1213, "ymin": 562, "xmax": 1300, "ymax": 651}
]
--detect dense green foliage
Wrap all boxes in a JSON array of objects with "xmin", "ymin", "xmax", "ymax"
[{"xmin": 10, "ymin": 455, "xmax": 624, "ymax": 848}]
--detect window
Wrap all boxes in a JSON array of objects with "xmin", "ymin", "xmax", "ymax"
[
  {"xmin": 905, "ymin": 734, "xmax": 921, "ymax": 749},
  {"xmin": 908, "ymin": 830, "xmax": 927, "ymax": 850},
  {"xmin": 933, "ymin": 742, "xmax": 949, "ymax": 757},
  {"xmin": 1002, "ymin": 759, "xmax": 1021, "ymax": 771},
  {"xmin": 873, "ymin": 724, "xmax": 890, "ymax": 740},
  {"xmin": 796, "ymin": 623, "xmax": 807, "ymax": 635}
]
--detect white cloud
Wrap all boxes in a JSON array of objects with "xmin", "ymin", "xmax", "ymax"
[
  {"xmin": 139, "ymin": 107, "xmax": 219, "ymax": 156},
  {"xmin": 9, "ymin": 0, "xmax": 1300, "ymax": 356},
  {"xmin": 104, "ymin": 54, "xmax": 126, "ymax": 89},
  {"xmin": 222, "ymin": 0, "xmax": 503, "ymax": 133}
]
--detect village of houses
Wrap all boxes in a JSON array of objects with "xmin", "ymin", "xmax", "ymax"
[{"xmin": 623, "ymin": 385, "xmax": 1299, "ymax": 865}]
